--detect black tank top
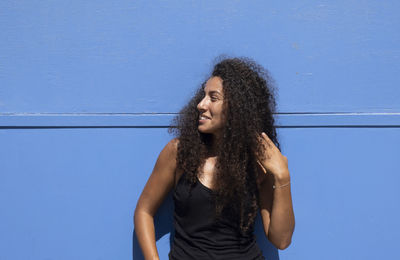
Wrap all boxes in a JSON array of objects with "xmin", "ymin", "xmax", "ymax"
[{"xmin": 168, "ymin": 174, "xmax": 265, "ymax": 260}]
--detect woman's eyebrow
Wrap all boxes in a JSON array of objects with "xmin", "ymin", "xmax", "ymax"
[{"xmin": 207, "ymin": 90, "xmax": 222, "ymax": 96}]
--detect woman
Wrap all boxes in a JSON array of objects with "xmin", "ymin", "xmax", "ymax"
[{"xmin": 134, "ymin": 57, "xmax": 295, "ymax": 260}]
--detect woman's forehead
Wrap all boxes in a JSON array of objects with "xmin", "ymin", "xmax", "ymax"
[{"xmin": 204, "ymin": 76, "xmax": 223, "ymax": 94}]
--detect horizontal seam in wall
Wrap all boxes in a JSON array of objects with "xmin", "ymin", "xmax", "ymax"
[{"xmin": 0, "ymin": 112, "xmax": 399, "ymax": 128}]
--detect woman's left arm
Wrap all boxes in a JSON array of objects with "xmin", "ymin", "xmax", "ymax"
[{"xmin": 257, "ymin": 132, "xmax": 295, "ymax": 250}]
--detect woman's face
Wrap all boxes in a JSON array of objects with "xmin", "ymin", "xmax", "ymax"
[{"xmin": 197, "ymin": 76, "xmax": 226, "ymax": 137}]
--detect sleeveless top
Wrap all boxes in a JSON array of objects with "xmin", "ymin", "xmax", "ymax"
[{"xmin": 168, "ymin": 174, "xmax": 265, "ymax": 260}]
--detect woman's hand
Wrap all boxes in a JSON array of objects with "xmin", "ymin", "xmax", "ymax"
[
  {"xmin": 257, "ymin": 132, "xmax": 295, "ymax": 249},
  {"xmin": 257, "ymin": 132, "xmax": 290, "ymax": 183}
]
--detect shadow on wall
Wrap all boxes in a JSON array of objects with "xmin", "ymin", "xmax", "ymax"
[{"xmin": 133, "ymin": 192, "xmax": 279, "ymax": 260}]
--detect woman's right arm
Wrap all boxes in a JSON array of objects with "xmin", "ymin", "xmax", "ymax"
[{"xmin": 134, "ymin": 138, "xmax": 179, "ymax": 260}]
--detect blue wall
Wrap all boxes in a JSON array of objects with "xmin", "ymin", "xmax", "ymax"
[{"xmin": 1, "ymin": 1, "xmax": 399, "ymax": 259}]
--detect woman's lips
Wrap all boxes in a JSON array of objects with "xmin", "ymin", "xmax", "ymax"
[{"xmin": 199, "ymin": 115, "xmax": 211, "ymax": 124}]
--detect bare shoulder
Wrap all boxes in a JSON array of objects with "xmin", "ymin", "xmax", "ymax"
[
  {"xmin": 163, "ymin": 138, "xmax": 179, "ymax": 152},
  {"xmin": 162, "ymin": 138, "xmax": 179, "ymax": 164},
  {"xmin": 156, "ymin": 138, "xmax": 179, "ymax": 171},
  {"xmin": 165, "ymin": 138, "xmax": 184, "ymax": 184},
  {"xmin": 167, "ymin": 138, "xmax": 179, "ymax": 152}
]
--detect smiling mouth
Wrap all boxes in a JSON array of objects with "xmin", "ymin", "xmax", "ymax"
[{"xmin": 199, "ymin": 115, "xmax": 211, "ymax": 120}]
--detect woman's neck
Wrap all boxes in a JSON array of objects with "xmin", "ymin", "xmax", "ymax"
[{"xmin": 207, "ymin": 134, "xmax": 222, "ymax": 157}]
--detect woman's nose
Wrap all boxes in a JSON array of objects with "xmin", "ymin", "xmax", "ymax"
[{"xmin": 197, "ymin": 98, "xmax": 207, "ymax": 112}]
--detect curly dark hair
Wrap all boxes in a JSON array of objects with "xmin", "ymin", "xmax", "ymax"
[{"xmin": 169, "ymin": 56, "xmax": 280, "ymax": 237}]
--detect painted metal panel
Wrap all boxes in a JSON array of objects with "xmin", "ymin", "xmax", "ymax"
[
  {"xmin": 1, "ymin": 127, "xmax": 399, "ymax": 259},
  {"xmin": 1, "ymin": 0, "xmax": 399, "ymax": 259},
  {"xmin": 1, "ymin": 113, "xmax": 400, "ymax": 128},
  {"xmin": 1, "ymin": 1, "xmax": 399, "ymax": 113}
]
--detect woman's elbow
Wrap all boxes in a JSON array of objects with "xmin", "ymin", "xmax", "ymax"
[
  {"xmin": 268, "ymin": 235, "xmax": 292, "ymax": 250},
  {"xmin": 134, "ymin": 206, "xmax": 150, "ymax": 225},
  {"xmin": 275, "ymin": 239, "xmax": 291, "ymax": 250}
]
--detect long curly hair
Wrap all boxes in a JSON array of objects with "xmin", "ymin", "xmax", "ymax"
[{"xmin": 169, "ymin": 56, "xmax": 280, "ymax": 237}]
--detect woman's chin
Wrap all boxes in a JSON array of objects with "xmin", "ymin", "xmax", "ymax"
[{"xmin": 198, "ymin": 127, "xmax": 211, "ymax": 134}]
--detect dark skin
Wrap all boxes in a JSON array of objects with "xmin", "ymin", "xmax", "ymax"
[{"xmin": 134, "ymin": 77, "xmax": 295, "ymax": 260}]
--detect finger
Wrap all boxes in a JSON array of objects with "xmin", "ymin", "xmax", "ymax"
[
  {"xmin": 259, "ymin": 137, "xmax": 270, "ymax": 152},
  {"xmin": 284, "ymin": 155, "xmax": 288, "ymax": 164},
  {"xmin": 261, "ymin": 132, "xmax": 271, "ymax": 142},
  {"xmin": 261, "ymin": 132, "xmax": 275, "ymax": 148},
  {"xmin": 257, "ymin": 133, "xmax": 269, "ymax": 149},
  {"xmin": 256, "ymin": 160, "xmax": 267, "ymax": 174}
]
